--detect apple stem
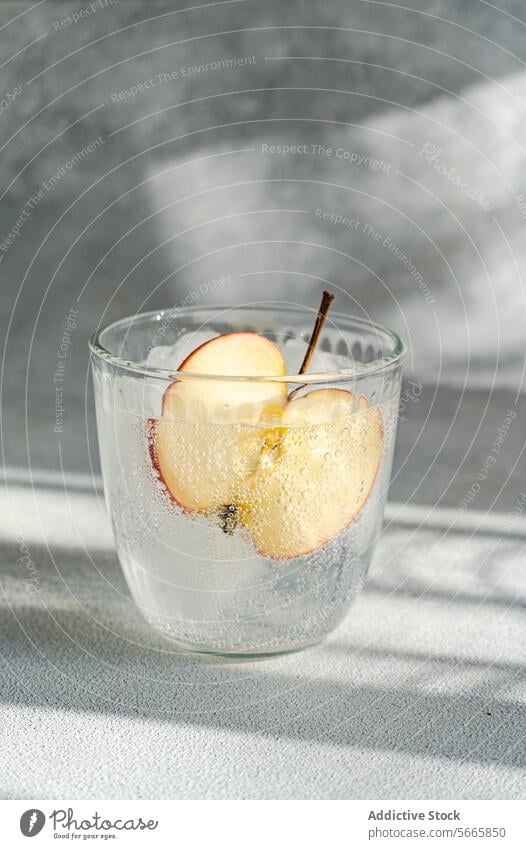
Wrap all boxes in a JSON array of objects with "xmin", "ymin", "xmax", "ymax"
[
  {"xmin": 298, "ymin": 290, "xmax": 335, "ymax": 375},
  {"xmin": 286, "ymin": 291, "xmax": 335, "ymax": 401}
]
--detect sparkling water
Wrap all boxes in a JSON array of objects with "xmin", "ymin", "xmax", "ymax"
[{"xmin": 94, "ymin": 338, "xmax": 399, "ymax": 655}]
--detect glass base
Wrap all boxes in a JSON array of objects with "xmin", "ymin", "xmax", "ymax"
[{"xmin": 145, "ymin": 620, "xmax": 333, "ymax": 661}]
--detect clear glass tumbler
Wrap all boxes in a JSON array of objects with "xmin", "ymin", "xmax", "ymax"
[{"xmin": 90, "ymin": 305, "xmax": 404, "ymax": 657}]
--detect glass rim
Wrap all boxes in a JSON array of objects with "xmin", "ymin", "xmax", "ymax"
[{"xmin": 89, "ymin": 304, "xmax": 405, "ymax": 383}]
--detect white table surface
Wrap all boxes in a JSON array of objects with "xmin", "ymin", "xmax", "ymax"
[{"xmin": 1, "ymin": 483, "xmax": 525, "ymax": 799}]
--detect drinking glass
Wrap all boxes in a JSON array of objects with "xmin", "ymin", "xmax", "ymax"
[{"xmin": 90, "ymin": 305, "xmax": 404, "ymax": 657}]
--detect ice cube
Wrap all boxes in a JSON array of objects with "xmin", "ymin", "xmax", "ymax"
[
  {"xmin": 144, "ymin": 330, "xmax": 218, "ymax": 370},
  {"xmin": 282, "ymin": 337, "xmax": 351, "ymax": 374}
]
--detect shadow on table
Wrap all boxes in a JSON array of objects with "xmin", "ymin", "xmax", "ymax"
[{"xmin": 1, "ymin": 540, "xmax": 525, "ymax": 773}]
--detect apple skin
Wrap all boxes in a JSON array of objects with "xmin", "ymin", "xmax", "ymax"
[
  {"xmin": 151, "ymin": 332, "xmax": 287, "ymax": 513},
  {"xmin": 242, "ymin": 388, "xmax": 384, "ymax": 560},
  {"xmin": 178, "ymin": 331, "xmax": 287, "ymax": 383},
  {"xmin": 148, "ymin": 416, "xmax": 186, "ymax": 510}
]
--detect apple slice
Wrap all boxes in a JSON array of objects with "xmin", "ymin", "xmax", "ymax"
[
  {"xmin": 242, "ymin": 389, "xmax": 383, "ymax": 559},
  {"xmin": 152, "ymin": 332, "xmax": 287, "ymax": 512}
]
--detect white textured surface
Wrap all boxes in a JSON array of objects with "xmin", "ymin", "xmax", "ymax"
[{"xmin": 0, "ymin": 485, "xmax": 525, "ymax": 799}]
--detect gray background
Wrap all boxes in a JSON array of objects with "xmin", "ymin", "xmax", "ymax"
[
  {"xmin": 1, "ymin": 0, "xmax": 526, "ymax": 505},
  {"xmin": 1, "ymin": 0, "xmax": 526, "ymax": 802}
]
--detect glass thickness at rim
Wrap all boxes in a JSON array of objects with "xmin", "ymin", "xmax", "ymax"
[{"xmin": 89, "ymin": 303, "xmax": 405, "ymax": 383}]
